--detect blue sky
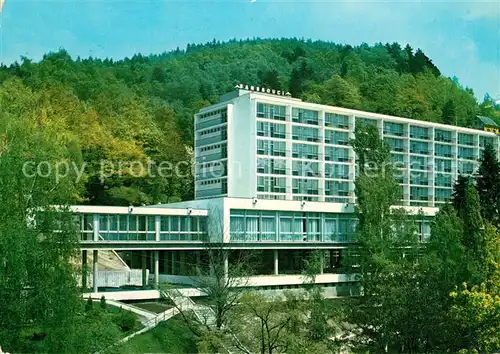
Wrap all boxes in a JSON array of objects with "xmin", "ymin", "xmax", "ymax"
[{"xmin": 0, "ymin": 0, "xmax": 499, "ymax": 100}]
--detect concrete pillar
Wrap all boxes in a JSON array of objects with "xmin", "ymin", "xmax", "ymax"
[
  {"xmin": 82, "ymin": 250, "xmax": 87, "ymax": 290},
  {"xmin": 273, "ymin": 249, "xmax": 279, "ymax": 275},
  {"xmin": 142, "ymin": 251, "xmax": 147, "ymax": 288},
  {"xmin": 92, "ymin": 250, "xmax": 98, "ymax": 293},
  {"xmin": 92, "ymin": 214, "xmax": 99, "ymax": 241},
  {"xmin": 155, "ymin": 216, "xmax": 160, "ymax": 241},
  {"xmin": 154, "ymin": 251, "xmax": 159, "ymax": 288},
  {"xmin": 223, "ymin": 252, "xmax": 229, "ymax": 282}
]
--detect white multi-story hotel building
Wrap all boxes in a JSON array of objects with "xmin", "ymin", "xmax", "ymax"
[
  {"xmin": 76, "ymin": 86, "xmax": 499, "ymax": 294},
  {"xmin": 194, "ymin": 85, "xmax": 498, "ymax": 206}
]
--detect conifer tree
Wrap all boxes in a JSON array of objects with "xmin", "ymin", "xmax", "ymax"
[{"xmin": 476, "ymin": 144, "xmax": 500, "ymax": 225}]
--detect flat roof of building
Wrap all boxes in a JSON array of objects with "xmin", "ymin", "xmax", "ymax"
[{"xmin": 199, "ymin": 90, "xmax": 497, "ymax": 138}]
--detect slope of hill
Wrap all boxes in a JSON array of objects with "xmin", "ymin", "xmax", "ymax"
[{"xmin": 0, "ymin": 38, "xmax": 497, "ymax": 206}]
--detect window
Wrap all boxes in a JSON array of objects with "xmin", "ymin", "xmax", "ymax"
[
  {"xmin": 410, "ymin": 187, "xmax": 429, "ymax": 201},
  {"xmin": 480, "ymin": 136, "xmax": 495, "ymax": 148},
  {"xmin": 292, "ymin": 143, "xmax": 319, "ymax": 160},
  {"xmin": 356, "ymin": 117, "xmax": 378, "ymax": 127},
  {"xmin": 391, "ymin": 153, "xmax": 406, "ymax": 167},
  {"xmin": 325, "ymin": 181, "xmax": 349, "ymax": 197},
  {"xmin": 459, "ymin": 161, "xmax": 476, "ymax": 175},
  {"xmin": 325, "ymin": 163, "xmax": 350, "ymax": 179},
  {"xmin": 410, "ymin": 126, "xmax": 429, "ymax": 140},
  {"xmin": 410, "ymin": 171, "xmax": 429, "ymax": 186},
  {"xmin": 257, "ymin": 176, "xmax": 286, "ymax": 193},
  {"xmin": 292, "ymin": 178, "xmax": 319, "ymax": 195},
  {"xmin": 435, "ymin": 174, "xmax": 452, "ymax": 187},
  {"xmin": 435, "ymin": 129, "xmax": 452, "ymax": 143},
  {"xmin": 385, "ymin": 137, "xmax": 405, "ymax": 152},
  {"xmin": 196, "ymin": 127, "xmax": 227, "ymax": 146},
  {"xmin": 257, "ymin": 139, "xmax": 286, "ymax": 157},
  {"xmin": 196, "ymin": 108, "xmax": 228, "ymax": 130},
  {"xmin": 458, "ymin": 146, "xmax": 475, "ymax": 160},
  {"xmin": 257, "ymin": 121, "xmax": 286, "ymax": 139},
  {"xmin": 257, "ymin": 103, "xmax": 286, "ymax": 120},
  {"xmin": 435, "ymin": 158, "xmax": 452, "ymax": 173},
  {"xmin": 384, "ymin": 122, "xmax": 405, "ymax": 136},
  {"xmin": 435, "ymin": 144, "xmax": 453, "ymax": 158},
  {"xmin": 257, "ymin": 158, "xmax": 287, "ymax": 175},
  {"xmin": 325, "ymin": 146, "xmax": 350, "ymax": 162},
  {"xmin": 410, "ymin": 141, "xmax": 429, "ymax": 155},
  {"xmin": 435, "ymin": 188, "xmax": 452, "ymax": 202},
  {"xmin": 324, "ymin": 130, "xmax": 349, "ymax": 145},
  {"xmin": 410, "ymin": 155, "xmax": 428, "ymax": 170},
  {"xmin": 292, "ymin": 126, "xmax": 319, "ymax": 142},
  {"xmin": 325, "ymin": 113, "xmax": 349, "ymax": 129},
  {"xmin": 292, "ymin": 160, "xmax": 319, "ymax": 177},
  {"xmin": 292, "ymin": 108, "xmax": 319, "ymax": 125},
  {"xmin": 458, "ymin": 133, "xmax": 474, "ymax": 146}
]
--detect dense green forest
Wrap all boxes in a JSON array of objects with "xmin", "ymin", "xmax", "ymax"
[{"xmin": 1, "ymin": 38, "xmax": 499, "ymax": 206}]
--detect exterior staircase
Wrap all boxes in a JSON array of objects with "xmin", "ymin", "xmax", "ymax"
[{"xmin": 160, "ymin": 289, "xmax": 248, "ymax": 354}]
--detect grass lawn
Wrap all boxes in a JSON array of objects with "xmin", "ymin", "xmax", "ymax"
[
  {"xmin": 131, "ymin": 301, "xmax": 173, "ymax": 314},
  {"xmin": 109, "ymin": 315, "xmax": 198, "ymax": 354}
]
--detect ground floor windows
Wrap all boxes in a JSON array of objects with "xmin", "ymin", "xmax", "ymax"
[{"xmin": 229, "ymin": 210, "xmax": 356, "ymax": 242}]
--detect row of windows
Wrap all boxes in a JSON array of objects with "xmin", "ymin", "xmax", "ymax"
[
  {"xmin": 199, "ymin": 161, "xmax": 226, "ymax": 169},
  {"xmin": 199, "ymin": 178, "xmax": 226, "ymax": 186},
  {"xmin": 198, "ymin": 126, "xmax": 226, "ymax": 137},
  {"xmin": 253, "ymin": 104, "xmax": 496, "ymax": 152},
  {"xmin": 200, "ymin": 143, "xmax": 226, "ymax": 153},
  {"xmin": 196, "ymin": 109, "xmax": 228, "ymax": 130},
  {"xmin": 386, "ymin": 140, "xmax": 484, "ymax": 158},
  {"xmin": 257, "ymin": 139, "xmax": 352, "ymax": 162},
  {"xmin": 77, "ymin": 214, "xmax": 207, "ymax": 235},
  {"xmin": 255, "ymin": 121, "xmax": 496, "ymax": 155},
  {"xmin": 198, "ymin": 108, "xmax": 227, "ymax": 120},
  {"xmin": 230, "ymin": 210, "xmax": 357, "ymax": 242}
]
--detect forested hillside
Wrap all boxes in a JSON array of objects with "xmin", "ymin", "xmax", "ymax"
[{"xmin": 0, "ymin": 38, "xmax": 498, "ymax": 206}]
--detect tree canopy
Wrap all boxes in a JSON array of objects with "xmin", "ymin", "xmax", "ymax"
[{"xmin": 0, "ymin": 38, "xmax": 496, "ymax": 206}]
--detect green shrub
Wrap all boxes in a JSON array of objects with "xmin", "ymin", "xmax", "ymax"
[
  {"xmin": 100, "ymin": 296, "xmax": 107, "ymax": 310},
  {"xmin": 85, "ymin": 297, "xmax": 93, "ymax": 312},
  {"xmin": 114, "ymin": 310, "xmax": 137, "ymax": 332}
]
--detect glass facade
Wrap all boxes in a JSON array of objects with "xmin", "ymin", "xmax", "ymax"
[
  {"xmin": 229, "ymin": 209, "xmax": 431, "ymax": 243},
  {"xmin": 229, "ymin": 210, "xmax": 356, "ymax": 242},
  {"xmin": 77, "ymin": 214, "xmax": 207, "ymax": 242}
]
